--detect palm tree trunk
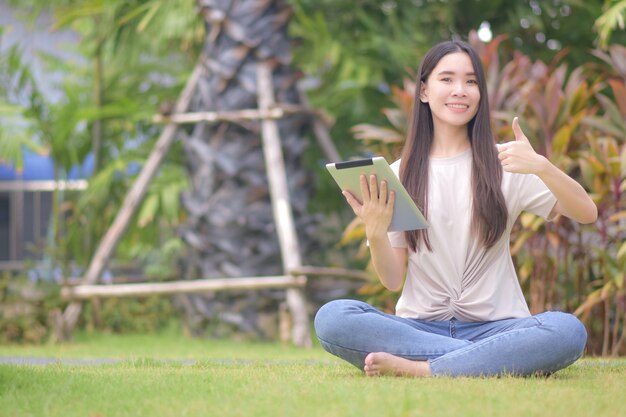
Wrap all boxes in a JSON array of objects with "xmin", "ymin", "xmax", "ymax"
[{"xmin": 179, "ymin": 0, "xmax": 317, "ymax": 344}]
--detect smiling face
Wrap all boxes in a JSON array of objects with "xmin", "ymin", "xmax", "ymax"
[{"xmin": 419, "ymin": 51, "xmax": 481, "ymax": 132}]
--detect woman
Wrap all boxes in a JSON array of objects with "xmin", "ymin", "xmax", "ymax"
[{"xmin": 314, "ymin": 40, "xmax": 597, "ymax": 377}]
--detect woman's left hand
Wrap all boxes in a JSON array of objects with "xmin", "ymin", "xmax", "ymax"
[{"xmin": 496, "ymin": 117, "xmax": 548, "ymax": 175}]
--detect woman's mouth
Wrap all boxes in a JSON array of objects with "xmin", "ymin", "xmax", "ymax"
[{"xmin": 446, "ymin": 103, "xmax": 469, "ymax": 110}]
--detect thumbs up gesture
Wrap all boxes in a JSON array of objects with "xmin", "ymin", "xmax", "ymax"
[{"xmin": 496, "ymin": 117, "xmax": 548, "ymax": 175}]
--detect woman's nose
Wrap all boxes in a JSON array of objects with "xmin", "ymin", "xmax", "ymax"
[{"xmin": 452, "ymin": 81, "xmax": 467, "ymax": 96}]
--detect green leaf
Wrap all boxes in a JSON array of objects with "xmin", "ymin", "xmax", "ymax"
[
  {"xmin": 615, "ymin": 272, "xmax": 625, "ymax": 290},
  {"xmin": 118, "ymin": 1, "xmax": 155, "ymax": 25},
  {"xmin": 138, "ymin": 194, "xmax": 159, "ymax": 228},
  {"xmin": 551, "ymin": 125, "xmax": 571, "ymax": 155},
  {"xmin": 583, "ymin": 115, "xmax": 625, "ymax": 137},
  {"xmin": 160, "ymin": 184, "xmax": 180, "ymax": 223},
  {"xmin": 617, "ymin": 241, "xmax": 626, "ymax": 261},
  {"xmin": 621, "ymin": 143, "xmax": 626, "ymax": 177},
  {"xmin": 578, "ymin": 158, "xmax": 596, "ymax": 188},
  {"xmin": 597, "ymin": 94, "xmax": 626, "ymax": 135},
  {"xmin": 607, "ymin": 79, "xmax": 626, "ymax": 119},
  {"xmin": 137, "ymin": 1, "xmax": 162, "ymax": 33},
  {"xmin": 51, "ymin": 2, "xmax": 108, "ymax": 30}
]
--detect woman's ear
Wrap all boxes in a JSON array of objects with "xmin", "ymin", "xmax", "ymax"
[{"xmin": 419, "ymin": 81, "xmax": 428, "ymax": 103}]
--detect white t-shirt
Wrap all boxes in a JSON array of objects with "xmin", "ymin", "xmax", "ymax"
[{"xmin": 388, "ymin": 149, "xmax": 557, "ymax": 322}]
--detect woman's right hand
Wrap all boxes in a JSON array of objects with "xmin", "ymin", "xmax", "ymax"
[
  {"xmin": 342, "ymin": 174, "xmax": 396, "ymax": 240},
  {"xmin": 344, "ymin": 174, "xmax": 406, "ymax": 292}
]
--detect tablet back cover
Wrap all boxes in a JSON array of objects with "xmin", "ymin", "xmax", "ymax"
[{"xmin": 326, "ymin": 157, "xmax": 428, "ymax": 231}]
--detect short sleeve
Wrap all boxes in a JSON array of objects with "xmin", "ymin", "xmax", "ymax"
[
  {"xmin": 387, "ymin": 230, "xmax": 408, "ymax": 248},
  {"xmin": 507, "ymin": 173, "xmax": 557, "ymax": 220}
]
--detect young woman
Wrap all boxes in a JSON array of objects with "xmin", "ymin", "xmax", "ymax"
[{"xmin": 314, "ymin": 40, "xmax": 597, "ymax": 377}]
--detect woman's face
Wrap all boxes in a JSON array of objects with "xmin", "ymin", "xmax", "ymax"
[{"xmin": 420, "ymin": 51, "xmax": 481, "ymax": 130}]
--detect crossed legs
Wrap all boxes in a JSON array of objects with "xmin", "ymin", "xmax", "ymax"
[{"xmin": 314, "ymin": 299, "xmax": 587, "ymax": 377}]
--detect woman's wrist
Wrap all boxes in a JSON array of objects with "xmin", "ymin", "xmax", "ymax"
[
  {"xmin": 534, "ymin": 154, "xmax": 552, "ymax": 177},
  {"xmin": 365, "ymin": 228, "xmax": 389, "ymax": 244}
]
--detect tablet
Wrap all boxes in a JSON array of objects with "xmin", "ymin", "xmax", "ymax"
[{"xmin": 326, "ymin": 157, "xmax": 429, "ymax": 231}]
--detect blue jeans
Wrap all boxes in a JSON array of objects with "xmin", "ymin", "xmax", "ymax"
[{"xmin": 314, "ymin": 299, "xmax": 587, "ymax": 377}]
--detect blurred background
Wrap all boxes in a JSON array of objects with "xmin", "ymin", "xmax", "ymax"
[{"xmin": 0, "ymin": 0, "xmax": 624, "ymax": 356}]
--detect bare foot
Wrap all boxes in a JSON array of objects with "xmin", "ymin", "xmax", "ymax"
[{"xmin": 363, "ymin": 352, "xmax": 432, "ymax": 377}]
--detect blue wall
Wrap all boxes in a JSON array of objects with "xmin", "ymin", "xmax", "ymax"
[{"xmin": 0, "ymin": 150, "xmax": 94, "ymax": 181}]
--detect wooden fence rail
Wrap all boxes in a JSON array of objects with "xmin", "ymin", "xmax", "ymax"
[
  {"xmin": 61, "ymin": 275, "xmax": 306, "ymax": 300},
  {"xmin": 60, "ymin": 266, "xmax": 370, "ymax": 301}
]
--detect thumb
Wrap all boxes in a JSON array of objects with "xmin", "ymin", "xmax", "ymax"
[
  {"xmin": 342, "ymin": 190, "xmax": 363, "ymax": 214},
  {"xmin": 512, "ymin": 117, "xmax": 530, "ymax": 143}
]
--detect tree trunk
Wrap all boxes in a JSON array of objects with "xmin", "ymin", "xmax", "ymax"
[{"xmin": 179, "ymin": 0, "xmax": 318, "ymax": 344}]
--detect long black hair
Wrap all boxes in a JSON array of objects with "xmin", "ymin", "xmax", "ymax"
[{"xmin": 400, "ymin": 40, "xmax": 508, "ymax": 252}]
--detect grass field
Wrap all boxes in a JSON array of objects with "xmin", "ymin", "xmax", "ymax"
[{"xmin": 1, "ymin": 329, "xmax": 625, "ymax": 417}]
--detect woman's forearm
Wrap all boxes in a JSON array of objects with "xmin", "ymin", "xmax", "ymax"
[
  {"xmin": 341, "ymin": 174, "xmax": 407, "ymax": 291},
  {"xmin": 368, "ymin": 233, "xmax": 407, "ymax": 292},
  {"xmin": 536, "ymin": 158, "xmax": 598, "ymax": 224}
]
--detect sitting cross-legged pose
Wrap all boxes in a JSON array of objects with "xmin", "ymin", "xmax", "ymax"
[{"xmin": 314, "ymin": 40, "xmax": 597, "ymax": 377}]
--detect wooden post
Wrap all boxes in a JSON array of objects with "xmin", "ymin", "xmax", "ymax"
[
  {"xmin": 256, "ymin": 62, "xmax": 312, "ymax": 348},
  {"xmin": 60, "ymin": 61, "xmax": 204, "ymax": 337},
  {"xmin": 297, "ymin": 88, "xmax": 342, "ymax": 162}
]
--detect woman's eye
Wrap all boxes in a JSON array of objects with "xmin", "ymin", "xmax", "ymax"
[{"xmin": 467, "ymin": 79, "xmax": 478, "ymax": 85}]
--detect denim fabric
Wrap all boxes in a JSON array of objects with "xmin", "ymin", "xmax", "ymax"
[{"xmin": 314, "ymin": 299, "xmax": 587, "ymax": 377}]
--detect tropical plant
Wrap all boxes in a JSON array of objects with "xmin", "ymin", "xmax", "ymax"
[
  {"xmin": 287, "ymin": 0, "xmax": 612, "ymax": 142},
  {"xmin": 0, "ymin": 44, "xmax": 98, "ymax": 279},
  {"xmin": 595, "ymin": 0, "xmax": 626, "ymax": 49},
  {"xmin": 573, "ymin": 44, "xmax": 626, "ymax": 356},
  {"xmin": 0, "ymin": 0, "xmax": 203, "ymax": 274},
  {"xmin": 495, "ymin": 44, "xmax": 602, "ymax": 317},
  {"xmin": 0, "ymin": 0, "xmax": 204, "ymax": 337}
]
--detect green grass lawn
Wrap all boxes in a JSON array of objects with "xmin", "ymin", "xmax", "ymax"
[{"xmin": 1, "ymin": 329, "xmax": 625, "ymax": 417}]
